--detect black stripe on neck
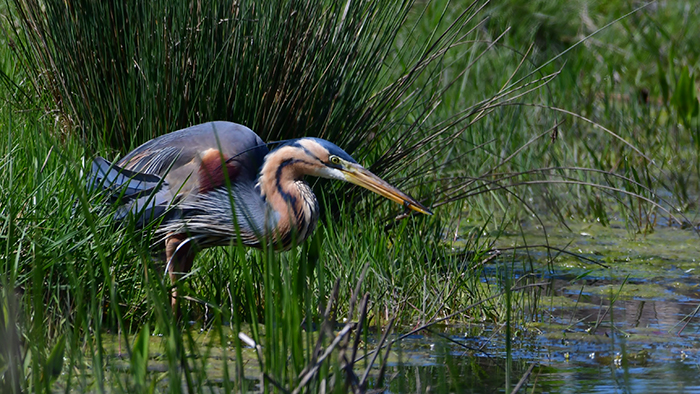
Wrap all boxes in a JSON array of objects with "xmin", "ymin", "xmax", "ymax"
[{"xmin": 275, "ymin": 159, "xmax": 299, "ymax": 206}]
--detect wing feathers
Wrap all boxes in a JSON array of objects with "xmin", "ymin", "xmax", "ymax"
[
  {"xmin": 89, "ymin": 157, "xmax": 171, "ymax": 223},
  {"xmin": 118, "ymin": 146, "xmax": 181, "ymax": 175}
]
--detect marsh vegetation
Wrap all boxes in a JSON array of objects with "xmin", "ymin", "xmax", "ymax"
[{"xmin": 1, "ymin": 0, "xmax": 700, "ymax": 392}]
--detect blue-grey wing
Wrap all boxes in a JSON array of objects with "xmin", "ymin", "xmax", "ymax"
[
  {"xmin": 118, "ymin": 121, "xmax": 268, "ymax": 180},
  {"xmin": 88, "ymin": 157, "xmax": 172, "ymax": 223},
  {"xmin": 88, "ymin": 121, "xmax": 269, "ymax": 227}
]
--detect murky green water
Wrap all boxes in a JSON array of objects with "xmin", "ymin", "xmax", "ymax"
[{"xmin": 416, "ymin": 220, "xmax": 700, "ymax": 393}]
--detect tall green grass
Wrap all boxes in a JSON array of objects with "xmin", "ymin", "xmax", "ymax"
[{"xmin": 7, "ymin": 0, "xmax": 412, "ymax": 148}]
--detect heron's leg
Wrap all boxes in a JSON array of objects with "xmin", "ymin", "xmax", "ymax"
[{"xmin": 165, "ymin": 233, "xmax": 196, "ymax": 316}]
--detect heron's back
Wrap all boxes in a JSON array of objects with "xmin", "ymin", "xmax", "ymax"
[{"xmin": 90, "ymin": 122, "xmax": 269, "ymax": 226}]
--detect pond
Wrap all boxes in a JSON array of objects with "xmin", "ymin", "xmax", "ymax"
[{"xmin": 389, "ymin": 219, "xmax": 700, "ymax": 393}]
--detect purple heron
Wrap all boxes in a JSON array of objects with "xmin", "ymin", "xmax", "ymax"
[{"xmin": 89, "ymin": 121, "xmax": 431, "ymax": 310}]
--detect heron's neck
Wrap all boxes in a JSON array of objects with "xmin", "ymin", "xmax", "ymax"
[{"xmin": 257, "ymin": 152, "xmax": 319, "ymax": 248}]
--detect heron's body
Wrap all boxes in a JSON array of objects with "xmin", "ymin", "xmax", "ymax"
[{"xmin": 89, "ymin": 121, "xmax": 430, "ymax": 311}]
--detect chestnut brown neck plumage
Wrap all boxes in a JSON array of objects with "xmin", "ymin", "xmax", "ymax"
[{"xmin": 256, "ymin": 143, "xmax": 321, "ymax": 249}]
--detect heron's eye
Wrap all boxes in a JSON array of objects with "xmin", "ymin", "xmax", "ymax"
[{"xmin": 329, "ymin": 155, "xmax": 341, "ymax": 166}]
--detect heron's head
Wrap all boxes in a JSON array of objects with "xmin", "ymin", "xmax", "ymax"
[{"xmin": 269, "ymin": 138, "xmax": 432, "ymax": 215}]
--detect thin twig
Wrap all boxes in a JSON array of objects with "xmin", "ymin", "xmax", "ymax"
[
  {"xmin": 510, "ymin": 363, "xmax": 536, "ymax": 394},
  {"xmin": 292, "ymin": 323, "xmax": 356, "ymax": 394},
  {"xmin": 359, "ymin": 317, "xmax": 395, "ymax": 388}
]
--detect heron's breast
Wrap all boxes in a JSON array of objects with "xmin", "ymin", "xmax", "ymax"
[
  {"xmin": 294, "ymin": 180, "xmax": 320, "ymax": 242},
  {"xmin": 265, "ymin": 180, "xmax": 319, "ymax": 250}
]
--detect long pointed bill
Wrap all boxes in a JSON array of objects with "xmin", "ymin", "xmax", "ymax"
[{"xmin": 343, "ymin": 164, "xmax": 433, "ymax": 215}]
